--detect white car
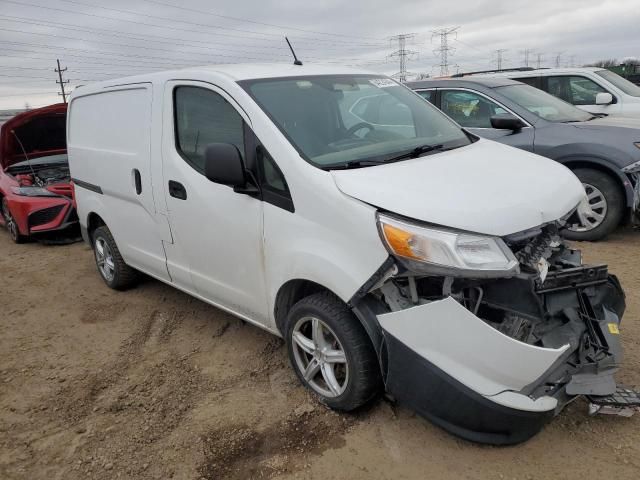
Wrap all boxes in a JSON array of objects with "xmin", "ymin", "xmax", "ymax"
[
  {"xmin": 465, "ymin": 67, "xmax": 640, "ymax": 118},
  {"xmin": 67, "ymin": 63, "xmax": 635, "ymax": 445}
]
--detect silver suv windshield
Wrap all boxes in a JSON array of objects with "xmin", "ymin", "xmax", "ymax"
[
  {"xmin": 496, "ymin": 84, "xmax": 593, "ymax": 123},
  {"xmin": 240, "ymin": 75, "xmax": 472, "ymax": 169},
  {"xmin": 595, "ymin": 69, "xmax": 640, "ymax": 97}
]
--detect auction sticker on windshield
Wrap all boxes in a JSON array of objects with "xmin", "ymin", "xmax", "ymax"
[{"xmin": 369, "ymin": 78, "xmax": 397, "ymax": 88}]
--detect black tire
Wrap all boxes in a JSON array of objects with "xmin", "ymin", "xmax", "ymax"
[
  {"xmin": 284, "ymin": 292, "xmax": 382, "ymax": 411},
  {"xmin": 1, "ymin": 197, "xmax": 27, "ymax": 244},
  {"xmin": 563, "ymin": 168, "xmax": 625, "ymax": 242},
  {"xmin": 91, "ymin": 225, "xmax": 138, "ymax": 290}
]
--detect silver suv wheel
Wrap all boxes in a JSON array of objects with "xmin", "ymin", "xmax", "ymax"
[{"xmin": 566, "ymin": 183, "xmax": 608, "ymax": 232}]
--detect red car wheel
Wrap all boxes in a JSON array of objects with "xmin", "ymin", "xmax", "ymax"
[{"xmin": 2, "ymin": 198, "xmax": 26, "ymax": 243}]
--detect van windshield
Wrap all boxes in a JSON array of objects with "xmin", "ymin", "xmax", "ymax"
[
  {"xmin": 240, "ymin": 75, "xmax": 472, "ymax": 169},
  {"xmin": 496, "ymin": 84, "xmax": 593, "ymax": 123}
]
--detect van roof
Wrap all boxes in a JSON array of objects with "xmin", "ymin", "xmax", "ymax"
[{"xmin": 71, "ymin": 63, "xmax": 378, "ymax": 93}]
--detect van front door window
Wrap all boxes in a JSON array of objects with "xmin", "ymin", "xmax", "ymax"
[{"xmin": 174, "ymin": 86, "xmax": 245, "ymax": 172}]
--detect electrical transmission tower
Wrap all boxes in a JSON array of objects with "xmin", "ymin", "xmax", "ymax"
[
  {"xmin": 521, "ymin": 48, "xmax": 533, "ymax": 67},
  {"xmin": 55, "ymin": 59, "xmax": 69, "ymax": 104},
  {"xmin": 389, "ymin": 33, "xmax": 417, "ymax": 83},
  {"xmin": 535, "ymin": 53, "xmax": 544, "ymax": 69},
  {"xmin": 493, "ymin": 49, "xmax": 508, "ymax": 70},
  {"xmin": 554, "ymin": 52, "xmax": 564, "ymax": 68},
  {"xmin": 431, "ymin": 27, "xmax": 459, "ymax": 77}
]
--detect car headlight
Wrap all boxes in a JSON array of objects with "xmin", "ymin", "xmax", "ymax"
[
  {"xmin": 377, "ymin": 213, "xmax": 519, "ymax": 277},
  {"xmin": 11, "ymin": 186, "xmax": 59, "ymax": 197}
]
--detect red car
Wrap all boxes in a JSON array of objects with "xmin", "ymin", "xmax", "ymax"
[{"xmin": 0, "ymin": 103, "xmax": 77, "ymax": 243}]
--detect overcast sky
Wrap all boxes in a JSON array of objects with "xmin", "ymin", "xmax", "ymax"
[{"xmin": 0, "ymin": 0, "xmax": 638, "ymax": 109}]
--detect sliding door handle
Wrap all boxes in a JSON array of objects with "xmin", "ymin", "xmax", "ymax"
[{"xmin": 132, "ymin": 169, "xmax": 142, "ymax": 195}]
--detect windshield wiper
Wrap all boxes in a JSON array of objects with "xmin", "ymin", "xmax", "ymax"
[
  {"xmin": 382, "ymin": 144, "xmax": 445, "ymax": 163},
  {"xmin": 323, "ymin": 159, "xmax": 387, "ymax": 170},
  {"xmin": 323, "ymin": 144, "xmax": 447, "ymax": 171}
]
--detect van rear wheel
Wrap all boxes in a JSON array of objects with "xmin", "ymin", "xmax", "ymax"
[
  {"xmin": 92, "ymin": 225, "xmax": 138, "ymax": 290},
  {"xmin": 284, "ymin": 292, "xmax": 381, "ymax": 411}
]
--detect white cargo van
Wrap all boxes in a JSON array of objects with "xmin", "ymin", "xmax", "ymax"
[{"xmin": 67, "ymin": 64, "xmax": 636, "ymax": 445}]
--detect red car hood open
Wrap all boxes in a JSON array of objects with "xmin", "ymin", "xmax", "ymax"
[{"xmin": 0, "ymin": 103, "xmax": 67, "ymax": 170}]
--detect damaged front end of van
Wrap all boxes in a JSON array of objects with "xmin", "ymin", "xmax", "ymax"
[{"xmin": 350, "ymin": 214, "xmax": 637, "ymax": 445}]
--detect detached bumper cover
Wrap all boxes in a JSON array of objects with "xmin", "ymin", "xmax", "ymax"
[{"xmin": 378, "ymin": 298, "xmax": 565, "ymax": 444}]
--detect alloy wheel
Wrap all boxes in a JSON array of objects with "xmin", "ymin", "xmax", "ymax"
[
  {"xmin": 2, "ymin": 199, "xmax": 19, "ymax": 242},
  {"xmin": 95, "ymin": 237, "xmax": 115, "ymax": 282},
  {"xmin": 291, "ymin": 316, "xmax": 349, "ymax": 398},
  {"xmin": 567, "ymin": 183, "xmax": 608, "ymax": 232}
]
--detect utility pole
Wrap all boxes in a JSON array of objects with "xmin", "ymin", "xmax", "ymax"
[
  {"xmin": 389, "ymin": 33, "xmax": 417, "ymax": 83},
  {"xmin": 55, "ymin": 59, "xmax": 69, "ymax": 104},
  {"xmin": 493, "ymin": 49, "xmax": 508, "ymax": 70},
  {"xmin": 521, "ymin": 48, "xmax": 532, "ymax": 67},
  {"xmin": 535, "ymin": 53, "xmax": 544, "ymax": 69},
  {"xmin": 432, "ymin": 27, "xmax": 459, "ymax": 77}
]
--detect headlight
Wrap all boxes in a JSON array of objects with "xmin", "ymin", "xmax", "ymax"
[
  {"xmin": 623, "ymin": 157, "xmax": 640, "ymax": 173},
  {"xmin": 11, "ymin": 186, "xmax": 59, "ymax": 197},
  {"xmin": 377, "ymin": 213, "xmax": 519, "ymax": 277}
]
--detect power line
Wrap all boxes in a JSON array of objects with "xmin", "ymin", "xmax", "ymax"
[
  {"xmin": 136, "ymin": 0, "xmax": 385, "ymax": 41},
  {"xmin": 0, "ymin": 15, "xmax": 291, "ymax": 59},
  {"xmin": 0, "ymin": 43, "xmax": 199, "ymax": 67},
  {"xmin": 535, "ymin": 52, "xmax": 545, "ymax": 69},
  {"xmin": 432, "ymin": 27, "xmax": 459, "ymax": 76},
  {"xmin": 2, "ymin": 0, "xmax": 384, "ymax": 48},
  {"xmin": 0, "ymin": 91, "xmax": 57, "ymax": 97},
  {"xmin": 0, "ymin": 26, "xmax": 272, "ymax": 63},
  {"xmin": 389, "ymin": 33, "xmax": 417, "ymax": 83}
]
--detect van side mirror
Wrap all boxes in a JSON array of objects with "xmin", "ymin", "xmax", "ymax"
[
  {"xmin": 595, "ymin": 92, "xmax": 613, "ymax": 105},
  {"xmin": 204, "ymin": 143, "xmax": 246, "ymax": 187},
  {"xmin": 490, "ymin": 114, "xmax": 525, "ymax": 131}
]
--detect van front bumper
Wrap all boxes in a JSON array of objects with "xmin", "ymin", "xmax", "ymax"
[
  {"xmin": 378, "ymin": 298, "xmax": 564, "ymax": 444},
  {"xmin": 377, "ymin": 282, "xmax": 625, "ymax": 445}
]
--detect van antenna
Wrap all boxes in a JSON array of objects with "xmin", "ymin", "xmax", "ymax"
[
  {"xmin": 285, "ymin": 37, "xmax": 303, "ymax": 66},
  {"xmin": 11, "ymin": 130, "xmax": 38, "ymax": 181}
]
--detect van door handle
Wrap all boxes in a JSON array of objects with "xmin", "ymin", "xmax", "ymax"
[
  {"xmin": 133, "ymin": 169, "xmax": 142, "ymax": 195},
  {"xmin": 168, "ymin": 180, "xmax": 187, "ymax": 200}
]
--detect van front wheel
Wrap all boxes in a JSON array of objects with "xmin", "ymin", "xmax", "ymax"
[
  {"xmin": 92, "ymin": 225, "xmax": 138, "ymax": 290},
  {"xmin": 285, "ymin": 292, "xmax": 381, "ymax": 411}
]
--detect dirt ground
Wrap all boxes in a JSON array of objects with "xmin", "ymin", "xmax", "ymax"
[{"xmin": 0, "ymin": 227, "xmax": 639, "ymax": 480}]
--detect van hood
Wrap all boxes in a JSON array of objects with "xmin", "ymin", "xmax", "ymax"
[{"xmin": 331, "ymin": 139, "xmax": 585, "ymax": 236}]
